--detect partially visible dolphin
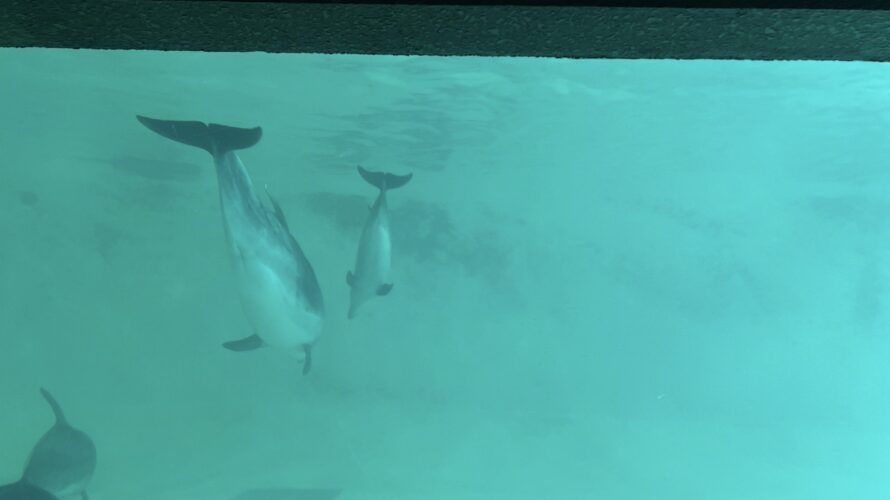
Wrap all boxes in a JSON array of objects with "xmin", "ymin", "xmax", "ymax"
[
  {"xmin": 136, "ymin": 115, "xmax": 325, "ymax": 375},
  {"xmin": 346, "ymin": 166, "xmax": 412, "ymax": 319},
  {"xmin": 232, "ymin": 488, "xmax": 342, "ymax": 500},
  {"xmin": 23, "ymin": 388, "xmax": 97, "ymax": 500},
  {"xmin": 0, "ymin": 480, "xmax": 58, "ymax": 500}
]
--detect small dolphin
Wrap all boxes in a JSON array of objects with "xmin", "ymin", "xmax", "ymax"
[
  {"xmin": 136, "ymin": 116, "xmax": 325, "ymax": 375},
  {"xmin": 0, "ymin": 480, "xmax": 58, "ymax": 500},
  {"xmin": 23, "ymin": 388, "xmax": 97, "ymax": 500},
  {"xmin": 346, "ymin": 166, "xmax": 412, "ymax": 319}
]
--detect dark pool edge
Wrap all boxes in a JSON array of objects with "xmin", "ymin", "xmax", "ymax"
[{"xmin": 3, "ymin": 0, "xmax": 890, "ymax": 61}]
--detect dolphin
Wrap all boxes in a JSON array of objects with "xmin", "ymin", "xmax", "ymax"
[
  {"xmin": 0, "ymin": 480, "xmax": 59, "ymax": 500},
  {"xmin": 22, "ymin": 388, "xmax": 97, "ymax": 500},
  {"xmin": 346, "ymin": 166, "xmax": 412, "ymax": 319},
  {"xmin": 136, "ymin": 116, "xmax": 324, "ymax": 375},
  {"xmin": 232, "ymin": 488, "xmax": 342, "ymax": 500}
]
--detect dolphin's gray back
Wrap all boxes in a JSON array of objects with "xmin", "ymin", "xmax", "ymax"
[
  {"xmin": 215, "ymin": 151, "xmax": 324, "ymax": 316},
  {"xmin": 215, "ymin": 151, "xmax": 275, "ymax": 238},
  {"xmin": 23, "ymin": 427, "xmax": 97, "ymax": 493},
  {"xmin": 136, "ymin": 115, "xmax": 324, "ymax": 317},
  {"xmin": 23, "ymin": 389, "xmax": 96, "ymax": 498},
  {"xmin": 0, "ymin": 480, "xmax": 59, "ymax": 500}
]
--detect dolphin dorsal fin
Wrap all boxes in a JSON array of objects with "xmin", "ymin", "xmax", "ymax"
[
  {"xmin": 302, "ymin": 345, "xmax": 313, "ymax": 375},
  {"xmin": 264, "ymin": 185, "xmax": 291, "ymax": 231},
  {"xmin": 39, "ymin": 388, "xmax": 68, "ymax": 425}
]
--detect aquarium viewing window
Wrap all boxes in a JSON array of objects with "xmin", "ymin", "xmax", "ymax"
[{"xmin": 3, "ymin": 1, "xmax": 890, "ymax": 500}]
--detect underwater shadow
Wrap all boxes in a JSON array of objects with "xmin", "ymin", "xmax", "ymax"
[
  {"xmin": 301, "ymin": 191, "xmax": 519, "ymax": 303},
  {"xmin": 75, "ymin": 155, "xmax": 204, "ymax": 182}
]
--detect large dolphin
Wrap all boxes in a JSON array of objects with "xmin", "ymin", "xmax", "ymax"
[
  {"xmin": 0, "ymin": 480, "xmax": 58, "ymax": 500},
  {"xmin": 136, "ymin": 115, "xmax": 324, "ymax": 375},
  {"xmin": 346, "ymin": 166, "xmax": 412, "ymax": 319},
  {"xmin": 22, "ymin": 388, "xmax": 96, "ymax": 500}
]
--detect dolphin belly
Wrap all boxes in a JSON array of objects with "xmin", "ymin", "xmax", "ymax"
[
  {"xmin": 347, "ymin": 214, "xmax": 392, "ymax": 319},
  {"xmin": 234, "ymin": 249, "xmax": 323, "ymax": 349},
  {"xmin": 218, "ymin": 155, "xmax": 323, "ymax": 350},
  {"xmin": 355, "ymin": 216, "xmax": 391, "ymax": 289}
]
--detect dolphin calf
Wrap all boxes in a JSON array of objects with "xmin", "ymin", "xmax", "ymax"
[
  {"xmin": 0, "ymin": 480, "xmax": 58, "ymax": 500},
  {"xmin": 23, "ymin": 388, "xmax": 97, "ymax": 500},
  {"xmin": 346, "ymin": 166, "xmax": 412, "ymax": 319},
  {"xmin": 136, "ymin": 116, "xmax": 324, "ymax": 375}
]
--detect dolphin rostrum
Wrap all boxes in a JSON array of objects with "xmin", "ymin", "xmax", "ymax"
[
  {"xmin": 136, "ymin": 116, "xmax": 324, "ymax": 375},
  {"xmin": 22, "ymin": 388, "xmax": 97, "ymax": 500},
  {"xmin": 346, "ymin": 166, "xmax": 412, "ymax": 319}
]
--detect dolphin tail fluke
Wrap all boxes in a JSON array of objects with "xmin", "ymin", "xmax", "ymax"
[
  {"xmin": 222, "ymin": 334, "xmax": 264, "ymax": 352},
  {"xmin": 136, "ymin": 115, "xmax": 262, "ymax": 156},
  {"xmin": 39, "ymin": 388, "xmax": 67, "ymax": 425},
  {"xmin": 357, "ymin": 166, "xmax": 412, "ymax": 191},
  {"xmin": 302, "ymin": 345, "xmax": 313, "ymax": 375}
]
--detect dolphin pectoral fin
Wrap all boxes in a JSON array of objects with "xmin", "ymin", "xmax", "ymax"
[
  {"xmin": 346, "ymin": 271, "xmax": 355, "ymax": 287},
  {"xmin": 302, "ymin": 345, "xmax": 313, "ymax": 375},
  {"xmin": 82, "ymin": 491, "xmax": 90, "ymax": 500},
  {"xmin": 222, "ymin": 334, "xmax": 264, "ymax": 352},
  {"xmin": 377, "ymin": 283, "xmax": 393, "ymax": 296}
]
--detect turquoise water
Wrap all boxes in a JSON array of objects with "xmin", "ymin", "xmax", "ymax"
[{"xmin": 2, "ymin": 48, "xmax": 890, "ymax": 499}]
